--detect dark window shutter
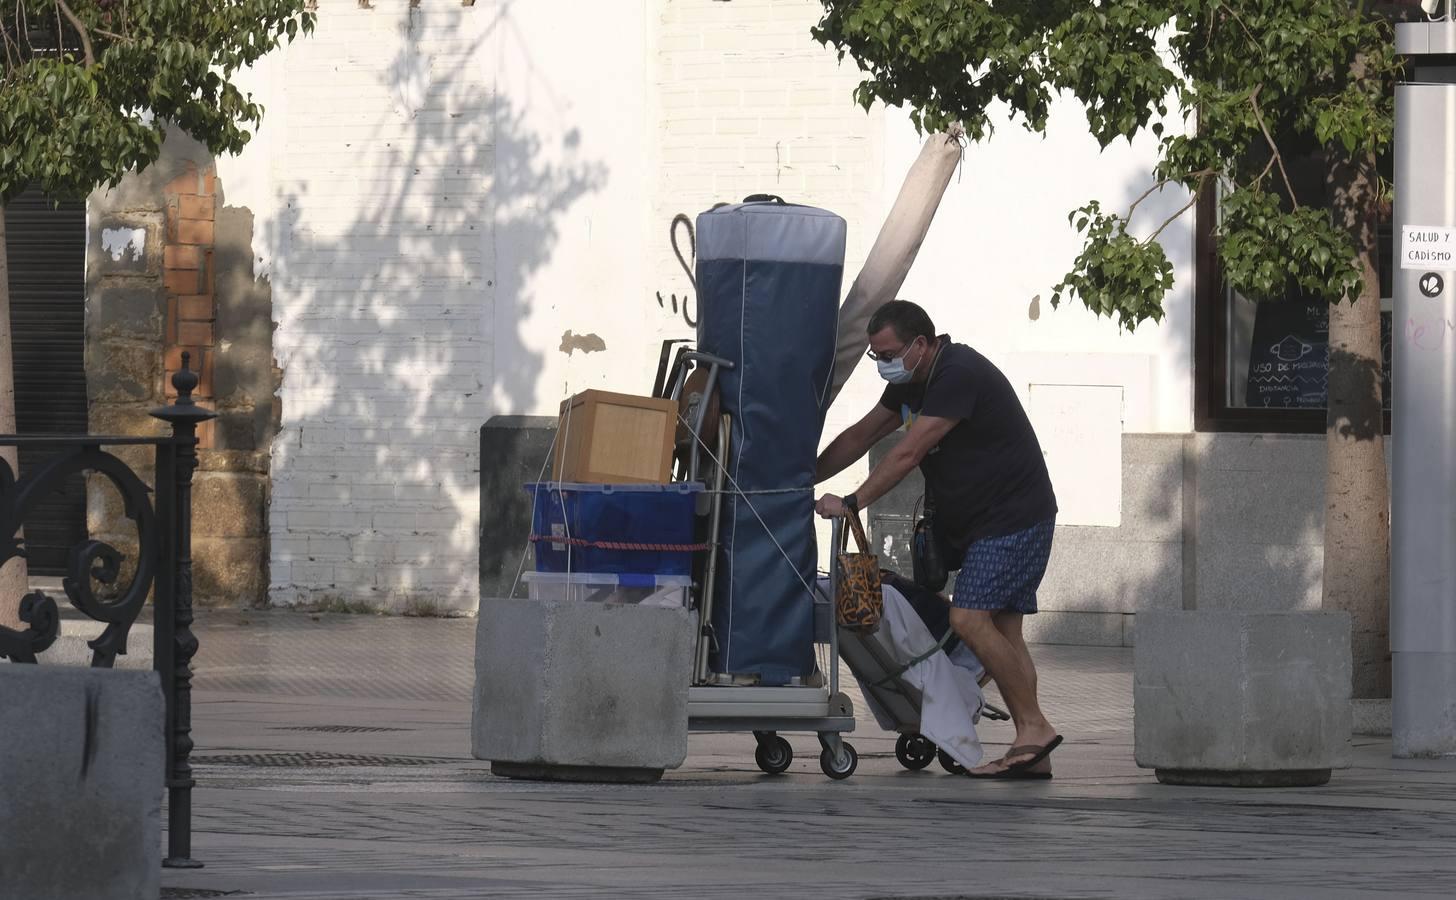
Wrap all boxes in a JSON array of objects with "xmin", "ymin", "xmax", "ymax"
[{"xmin": 5, "ymin": 188, "xmax": 89, "ymax": 575}]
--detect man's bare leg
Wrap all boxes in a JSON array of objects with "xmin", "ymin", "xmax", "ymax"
[
  {"xmin": 991, "ymin": 611, "xmax": 1056, "ymax": 759},
  {"xmin": 950, "ymin": 607, "xmax": 1058, "ymax": 774}
]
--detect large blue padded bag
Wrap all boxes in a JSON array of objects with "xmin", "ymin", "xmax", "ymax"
[{"xmin": 696, "ymin": 199, "xmax": 845, "ymax": 684}]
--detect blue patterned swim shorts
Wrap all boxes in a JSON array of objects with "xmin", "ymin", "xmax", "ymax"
[{"xmin": 952, "ymin": 519, "xmax": 1056, "ymax": 614}]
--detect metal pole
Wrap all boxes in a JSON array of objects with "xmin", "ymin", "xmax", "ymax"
[
  {"xmin": 829, "ymin": 517, "xmax": 841, "ymax": 697},
  {"xmin": 1393, "ymin": 19, "xmax": 1456, "ymax": 758},
  {"xmin": 695, "ymin": 416, "xmax": 730, "ymax": 684},
  {"xmin": 151, "ymin": 354, "xmax": 216, "ymax": 865}
]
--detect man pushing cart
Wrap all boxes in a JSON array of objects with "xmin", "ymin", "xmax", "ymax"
[{"xmin": 814, "ymin": 300, "xmax": 1064, "ymax": 780}]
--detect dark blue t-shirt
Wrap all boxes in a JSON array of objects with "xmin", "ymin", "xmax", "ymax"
[{"xmin": 879, "ymin": 336, "xmax": 1057, "ymax": 551}]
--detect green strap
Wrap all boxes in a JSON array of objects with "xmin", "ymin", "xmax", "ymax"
[{"xmin": 868, "ymin": 628, "xmax": 956, "ymax": 689}]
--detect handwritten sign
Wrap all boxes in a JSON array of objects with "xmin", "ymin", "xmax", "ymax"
[
  {"xmin": 1245, "ymin": 299, "xmax": 1392, "ymax": 408},
  {"xmin": 1246, "ymin": 300, "xmax": 1330, "ymax": 408},
  {"xmin": 1401, "ymin": 225, "xmax": 1456, "ymax": 270}
]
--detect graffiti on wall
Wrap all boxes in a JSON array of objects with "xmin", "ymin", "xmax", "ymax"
[{"xmin": 655, "ymin": 212, "xmax": 697, "ymax": 329}]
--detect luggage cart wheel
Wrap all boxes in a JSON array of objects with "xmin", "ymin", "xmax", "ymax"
[
  {"xmin": 937, "ymin": 748, "xmax": 966, "ymax": 775},
  {"xmin": 820, "ymin": 742, "xmax": 858, "ymax": 780},
  {"xmin": 895, "ymin": 733, "xmax": 936, "ymax": 771},
  {"xmin": 753, "ymin": 734, "xmax": 794, "ymax": 775}
]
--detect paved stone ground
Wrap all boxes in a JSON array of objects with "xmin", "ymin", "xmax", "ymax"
[{"xmin": 155, "ymin": 609, "xmax": 1456, "ymax": 899}]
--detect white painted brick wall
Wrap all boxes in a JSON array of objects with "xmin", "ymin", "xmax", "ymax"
[
  {"xmin": 650, "ymin": 0, "xmax": 888, "ymax": 561},
  {"xmin": 648, "ymin": 0, "xmax": 884, "ymax": 346},
  {"xmin": 242, "ymin": 0, "xmax": 1196, "ymax": 615},
  {"xmin": 268, "ymin": 1, "xmax": 492, "ymax": 611},
  {"xmin": 261, "ymin": 0, "xmax": 890, "ymax": 611}
]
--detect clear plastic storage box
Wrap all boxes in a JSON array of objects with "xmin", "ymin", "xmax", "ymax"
[{"xmin": 520, "ymin": 571, "xmax": 693, "ymax": 608}]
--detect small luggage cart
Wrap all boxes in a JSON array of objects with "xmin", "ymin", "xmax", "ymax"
[
  {"xmin": 658, "ymin": 346, "xmax": 859, "ymax": 780},
  {"xmin": 836, "ymin": 598, "xmax": 1009, "ymax": 776}
]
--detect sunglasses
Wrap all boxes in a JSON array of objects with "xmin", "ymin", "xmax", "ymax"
[{"xmin": 865, "ymin": 337, "xmax": 920, "ymax": 363}]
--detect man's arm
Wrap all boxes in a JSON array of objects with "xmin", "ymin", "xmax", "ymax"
[
  {"xmin": 814, "ymin": 404, "xmax": 902, "ymax": 484},
  {"xmin": 816, "ymin": 414, "xmax": 958, "ymax": 517}
]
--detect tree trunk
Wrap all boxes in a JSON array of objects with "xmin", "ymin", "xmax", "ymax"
[
  {"xmin": 1324, "ymin": 146, "xmax": 1391, "ymax": 700},
  {"xmin": 0, "ymin": 207, "xmax": 28, "ymax": 631}
]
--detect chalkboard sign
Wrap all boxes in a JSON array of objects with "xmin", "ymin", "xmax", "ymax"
[
  {"xmin": 1245, "ymin": 299, "xmax": 1329, "ymax": 408},
  {"xmin": 1244, "ymin": 298, "xmax": 1393, "ymax": 409}
]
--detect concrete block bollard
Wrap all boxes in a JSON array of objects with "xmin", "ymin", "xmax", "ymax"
[
  {"xmin": 472, "ymin": 596, "xmax": 693, "ymax": 783},
  {"xmin": 0, "ymin": 665, "xmax": 164, "ymax": 900},
  {"xmin": 1134, "ymin": 610, "xmax": 1352, "ymax": 787}
]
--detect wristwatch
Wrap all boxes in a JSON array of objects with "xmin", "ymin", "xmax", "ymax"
[{"xmin": 843, "ymin": 492, "xmax": 860, "ymax": 513}]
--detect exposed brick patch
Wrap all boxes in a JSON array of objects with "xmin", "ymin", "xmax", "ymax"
[
  {"xmin": 165, "ymin": 169, "xmax": 202, "ymax": 196},
  {"xmin": 194, "ymin": 398, "xmax": 217, "ymax": 450},
  {"xmin": 178, "ymin": 195, "xmax": 215, "ymax": 220},
  {"xmin": 198, "ymin": 349, "xmax": 215, "ymax": 397},
  {"xmin": 164, "ymin": 345, "xmax": 198, "ymax": 371},
  {"xmin": 177, "ymin": 321, "xmax": 214, "ymax": 347},
  {"xmin": 175, "ymin": 217, "xmax": 214, "ymax": 246},
  {"xmin": 162, "ymin": 162, "xmax": 219, "ymax": 448},
  {"xmin": 164, "ymin": 245, "xmax": 202, "ymax": 270},
  {"xmin": 92, "ymin": 141, "xmax": 272, "ymax": 609},
  {"xmin": 164, "ymin": 267, "xmax": 202, "ymax": 295},
  {"xmin": 177, "ymin": 294, "xmax": 214, "ymax": 321},
  {"xmin": 163, "ymin": 347, "xmax": 213, "ymax": 396}
]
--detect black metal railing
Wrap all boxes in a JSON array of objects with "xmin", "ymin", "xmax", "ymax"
[{"xmin": 0, "ymin": 355, "xmax": 215, "ymax": 869}]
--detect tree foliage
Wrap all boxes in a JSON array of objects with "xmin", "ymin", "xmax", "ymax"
[
  {"xmin": 1, "ymin": 0, "xmax": 315, "ymax": 205},
  {"xmin": 812, "ymin": 0, "xmax": 1409, "ymax": 332}
]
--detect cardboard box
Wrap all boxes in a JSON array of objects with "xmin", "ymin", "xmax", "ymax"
[{"xmin": 553, "ymin": 390, "xmax": 676, "ymax": 484}]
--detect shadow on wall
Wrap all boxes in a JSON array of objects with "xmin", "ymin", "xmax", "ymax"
[{"xmin": 266, "ymin": 2, "xmax": 606, "ymax": 611}]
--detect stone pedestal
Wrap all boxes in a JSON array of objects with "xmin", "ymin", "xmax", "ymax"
[
  {"xmin": 472, "ymin": 596, "xmax": 693, "ymax": 782},
  {"xmin": 0, "ymin": 665, "xmax": 164, "ymax": 900},
  {"xmin": 1135, "ymin": 611, "xmax": 1351, "ymax": 787}
]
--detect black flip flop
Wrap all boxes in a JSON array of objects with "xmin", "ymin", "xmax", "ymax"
[{"xmin": 966, "ymin": 735, "xmax": 1063, "ymax": 780}]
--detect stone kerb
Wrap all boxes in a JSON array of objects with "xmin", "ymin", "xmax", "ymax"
[
  {"xmin": 1135, "ymin": 610, "xmax": 1352, "ymax": 787},
  {"xmin": 0, "ymin": 665, "xmax": 164, "ymax": 900},
  {"xmin": 472, "ymin": 596, "xmax": 694, "ymax": 783}
]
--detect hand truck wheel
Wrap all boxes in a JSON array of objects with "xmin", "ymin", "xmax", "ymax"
[
  {"xmin": 820, "ymin": 741, "xmax": 858, "ymax": 780},
  {"xmin": 894, "ymin": 733, "xmax": 936, "ymax": 771},
  {"xmin": 753, "ymin": 733, "xmax": 793, "ymax": 775}
]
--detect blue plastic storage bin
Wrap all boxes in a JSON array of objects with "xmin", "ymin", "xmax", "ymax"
[{"xmin": 525, "ymin": 482, "xmax": 704, "ymax": 575}]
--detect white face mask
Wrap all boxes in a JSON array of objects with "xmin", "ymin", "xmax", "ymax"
[{"xmin": 876, "ymin": 339, "xmax": 924, "ymax": 384}]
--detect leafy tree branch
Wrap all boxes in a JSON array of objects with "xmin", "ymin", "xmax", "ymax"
[
  {"xmin": 813, "ymin": 0, "xmax": 1411, "ymax": 330},
  {"xmin": 1, "ymin": 1, "xmax": 316, "ymax": 204},
  {"xmin": 55, "ymin": 1, "xmax": 93, "ymax": 67},
  {"xmin": 1248, "ymin": 85, "xmax": 1299, "ymax": 209}
]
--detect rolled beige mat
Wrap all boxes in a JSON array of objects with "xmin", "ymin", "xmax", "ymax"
[{"xmin": 827, "ymin": 127, "xmax": 965, "ymax": 408}]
